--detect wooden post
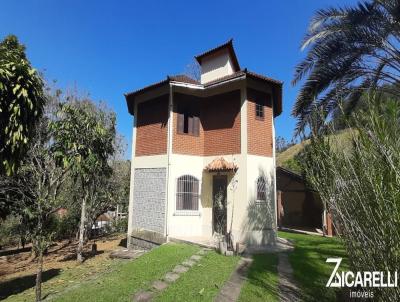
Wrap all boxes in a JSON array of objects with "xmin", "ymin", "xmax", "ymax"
[
  {"xmin": 276, "ymin": 190, "xmax": 283, "ymax": 228},
  {"xmin": 326, "ymin": 212, "xmax": 333, "ymax": 236}
]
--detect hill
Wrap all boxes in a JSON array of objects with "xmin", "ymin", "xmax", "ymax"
[{"xmin": 277, "ymin": 129, "xmax": 355, "ymax": 172}]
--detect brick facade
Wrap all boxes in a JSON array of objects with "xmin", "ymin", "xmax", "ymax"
[
  {"xmin": 247, "ymin": 88, "xmax": 273, "ymax": 157},
  {"xmin": 172, "ymin": 90, "xmax": 241, "ymax": 156},
  {"xmin": 135, "ymin": 95, "xmax": 168, "ymax": 156},
  {"xmin": 172, "ymin": 94, "xmax": 204, "ymax": 156},
  {"xmin": 134, "ymin": 89, "xmax": 273, "ymax": 158}
]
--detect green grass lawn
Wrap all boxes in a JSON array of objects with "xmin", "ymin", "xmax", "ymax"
[
  {"xmin": 279, "ymin": 231, "xmax": 348, "ymax": 302},
  {"xmin": 2, "ymin": 234, "xmax": 347, "ymax": 302},
  {"xmin": 51, "ymin": 243, "xmax": 199, "ymax": 302},
  {"xmin": 153, "ymin": 251, "xmax": 239, "ymax": 302},
  {"xmin": 238, "ymin": 254, "xmax": 279, "ymax": 302}
]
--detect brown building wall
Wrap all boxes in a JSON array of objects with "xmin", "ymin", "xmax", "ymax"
[
  {"xmin": 247, "ymin": 88, "xmax": 273, "ymax": 157},
  {"xmin": 203, "ymin": 90, "xmax": 241, "ymax": 156},
  {"xmin": 172, "ymin": 90, "xmax": 241, "ymax": 156},
  {"xmin": 172, "ymin": 94, "xmax": 204, "ymax": 156},
  {"xmin": 135, "ymin": 94, "xmax": 169, "ymax": 156}
]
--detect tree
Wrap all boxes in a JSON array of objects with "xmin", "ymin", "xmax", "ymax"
[
  {"xmin": 301, "ymin": 99, "xmax": 400, "ymax": 301},
  {"xmin": 0, "ymin": 100, "xmax": 70, "ymax": 301},
  {"xmin": 276, "ymin": 136, "xmax": 295, "ymax": 153},
  {"xmin": 292, "ymin": 0, "xmax": 400, "ymax": 135},
  {"xmin": 51, "ymin": 98, "xmax": 116, "ymax": 262},
  {"xmin": 183, "ymin": 59, "xmax": 201, "ymax": 82},
  {"xmin": 26, "ymin": 129, "xmax": 68, "ymax": 302},
  {"xmin": 0, "ymin": 35, "xmax": 46, "ymax": 175}
]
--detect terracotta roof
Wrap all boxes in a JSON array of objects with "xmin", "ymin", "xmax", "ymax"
[
  {"xmin": 96, "ymin": 213, "xmax": 112, "ymax": 222},
  {"xmin": 204, "ymin": 157, "xmax": 238, "ymax": 172},
  {"xmin": 195, "ymin": 39, "xmax": 240, "ymax": 71}
]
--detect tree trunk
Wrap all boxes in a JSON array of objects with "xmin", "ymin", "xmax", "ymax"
[
  {"xmin": 35, "ymin": 249, "xmax": 43, "ymax": 302},
  {"xmin": 77, "ymin": 191, "xmax": 88, "ymax": 263}
]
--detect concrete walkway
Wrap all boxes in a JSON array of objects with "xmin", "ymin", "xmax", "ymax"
[
  {"xmin": 277, "ymin": 253, "xmax": 301, "ymax": 302},
  {"xmin": 214, "ymin": 257, "xmax": 253, "ymax": 302},
  {"xmin": 215, "ymin": 238, "xmax": 301, "ymax": 302}
]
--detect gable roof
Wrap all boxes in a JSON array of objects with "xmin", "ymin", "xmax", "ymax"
[{"xmin": 195, "ymin": 39, "xmax": 240, "ymax": 71}]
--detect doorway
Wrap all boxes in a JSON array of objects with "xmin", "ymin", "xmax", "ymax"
[{"xmin": 212, "ymin": 175, "xmax": 227, "ymax": 235}]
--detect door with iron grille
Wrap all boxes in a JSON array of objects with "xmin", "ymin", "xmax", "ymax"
[{"xmin": 212, "ymin": 175, "xmax": 227, "ymax": 235}]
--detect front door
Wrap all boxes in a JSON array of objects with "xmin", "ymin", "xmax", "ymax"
[{"xmin": 213, "ymin": 175, "xmax": 227, "ymax": 235}]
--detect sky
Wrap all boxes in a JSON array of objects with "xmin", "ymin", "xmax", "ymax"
[{"xmin": 0, "ymin": 0, "xmax": 355, "ymax": 158}]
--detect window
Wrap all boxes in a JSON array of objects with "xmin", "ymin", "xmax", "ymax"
[
  {"xmin": 256, "ymin": 177, "xmax": 267, "ymax": 201},
  {"xmin": 177, "ymin": 103, "xmax": 200, "ymax": 136},
  {"xmin": 176, "ymin": 175, "xmax": 199, "ymax": 211},
  {"xmin": 255, "ymin": 97, "xmax": 265, "ymax": 119}
]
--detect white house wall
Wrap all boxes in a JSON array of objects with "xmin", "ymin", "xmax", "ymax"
[
  {"xmin": 200, "ymin": 50, "xmax": 235, "ymax": 84},
  {"xmin": 167, "ymin": 154, "xmax": 205, "ymax": 238},
  {"xmin": 165, "ymin": 153, "xmax": 276, "ymax": 246},
  {"xmin": 242, "ymin": 154, "xmax": 276, "ymax": 245}
]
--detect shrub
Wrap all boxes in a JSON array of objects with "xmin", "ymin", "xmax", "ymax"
[
  {"xmin": 52, "ymin": 214, "xmax": 80, "ymax": 241},
  {"xmin": 302, "ymin": 100, "xmax": 400, "ymax": 301},
  {"xmin": 112, "ymin": 217, "xmax": 128, "ymax": 233},
  {"xmin": 0, "ymin": 215, "xmax": 27, "ymax": 248}
]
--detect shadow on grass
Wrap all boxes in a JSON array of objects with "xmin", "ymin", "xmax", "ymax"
[
  {"xmin": 239, "ymin": 254, "xmax": 279, "ymax": 302},
  {"xmin": 280, "ymin": 233, "xmax": 346, "ymax": 302},
  {"xmin": 0, "ymin": 246, "xmax": 32, "ymax": 257},
  {"xmin": 60, "ymin": 250, "xmax": 104, "ymax": 262},
  {"xmin": 0, "ymin": 268, "xmax": 61, "ymax": 299},
  {"xmin": 118, "ymin": 237, "xmax": 127, "ymax": 247}
]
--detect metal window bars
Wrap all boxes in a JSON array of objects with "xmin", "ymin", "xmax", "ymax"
[
  {"xmin": 256, "ymin": 176, "xmax": 267, "ymax": 201},
  {"xmin": 176, "ymin": 175, "xmax": 199, "ymax": 211}
]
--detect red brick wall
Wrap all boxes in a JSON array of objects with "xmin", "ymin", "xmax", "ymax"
[
  {"xmin": 172, "ymin": 90, "xmax": 241, "ymax": 156},
  {"xmin": 203, "ymin": 90, "xmax": 241, "ymax": 156},
  {"xmin": 135, "ymin": 95, "xmax": 168, "ymax": 156},
  {"xmin": 247, "ymin": 88, "xmax": 273, "ymax": 157},
  {"xmin": 172, "ymin": 94, "xmax": 204, "ymax": 156}
]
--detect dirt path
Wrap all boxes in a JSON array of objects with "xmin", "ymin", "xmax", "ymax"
[
  {"xmin": 0, "ymin": 234, "xmax": 125, "ymax": 283},
  {"xmin": 213, "ymin": 257, "xmax": 252, "ymax": 302},
  {"xmin": 277, "ymin": 253, "xmax": 300, "ymax": 302}
]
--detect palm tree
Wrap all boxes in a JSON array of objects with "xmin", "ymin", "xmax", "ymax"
[{"xmin": 292, "ymin": 0, "xmax": 400, "ymax": 135}]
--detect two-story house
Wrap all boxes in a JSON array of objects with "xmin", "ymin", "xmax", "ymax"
[{"xmin": 125, "ymin": 40, "xmax": 283, "ymax": 250}]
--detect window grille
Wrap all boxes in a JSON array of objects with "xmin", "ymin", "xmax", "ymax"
[
  {"xmin": 256, "ymin": 177, "xmax": 267, "ymax": 201},
  {"xmin": 176, "ymin": 175, "xmax": 199, "ymax": 211}
]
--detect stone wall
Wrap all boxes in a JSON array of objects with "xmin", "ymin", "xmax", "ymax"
[{"xmin": 132, "ymin": 168, "xmax": 166, "ymax": 234}]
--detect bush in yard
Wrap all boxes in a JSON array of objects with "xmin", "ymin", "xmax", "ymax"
[
  {"xmin": 52, "ymin": 213, "xmax": 80, "ymax": 241},
  {"xmin": 301, "ymin": 99, "xmax": 400, "ymax": 301},
  {"xmin": 0, "ymin": 215, "xmax": 21, "ymax": 247},
  {"xmin": 112, "ymin": 217, "xmax": 128, "ymax": 233}
]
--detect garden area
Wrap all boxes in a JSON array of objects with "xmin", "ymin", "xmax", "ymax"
[{"xmin": 0, "ymin": 232, "xmax": 348, "ymax": 302}]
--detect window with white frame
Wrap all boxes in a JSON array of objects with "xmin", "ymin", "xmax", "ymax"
[
  {"xmin": 256, "ymin": 177, "xmax": 267, "ymax": 201},
  {"xmin": 176, "ymin": 175, "xmax": 199, "ymax": 211}
]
